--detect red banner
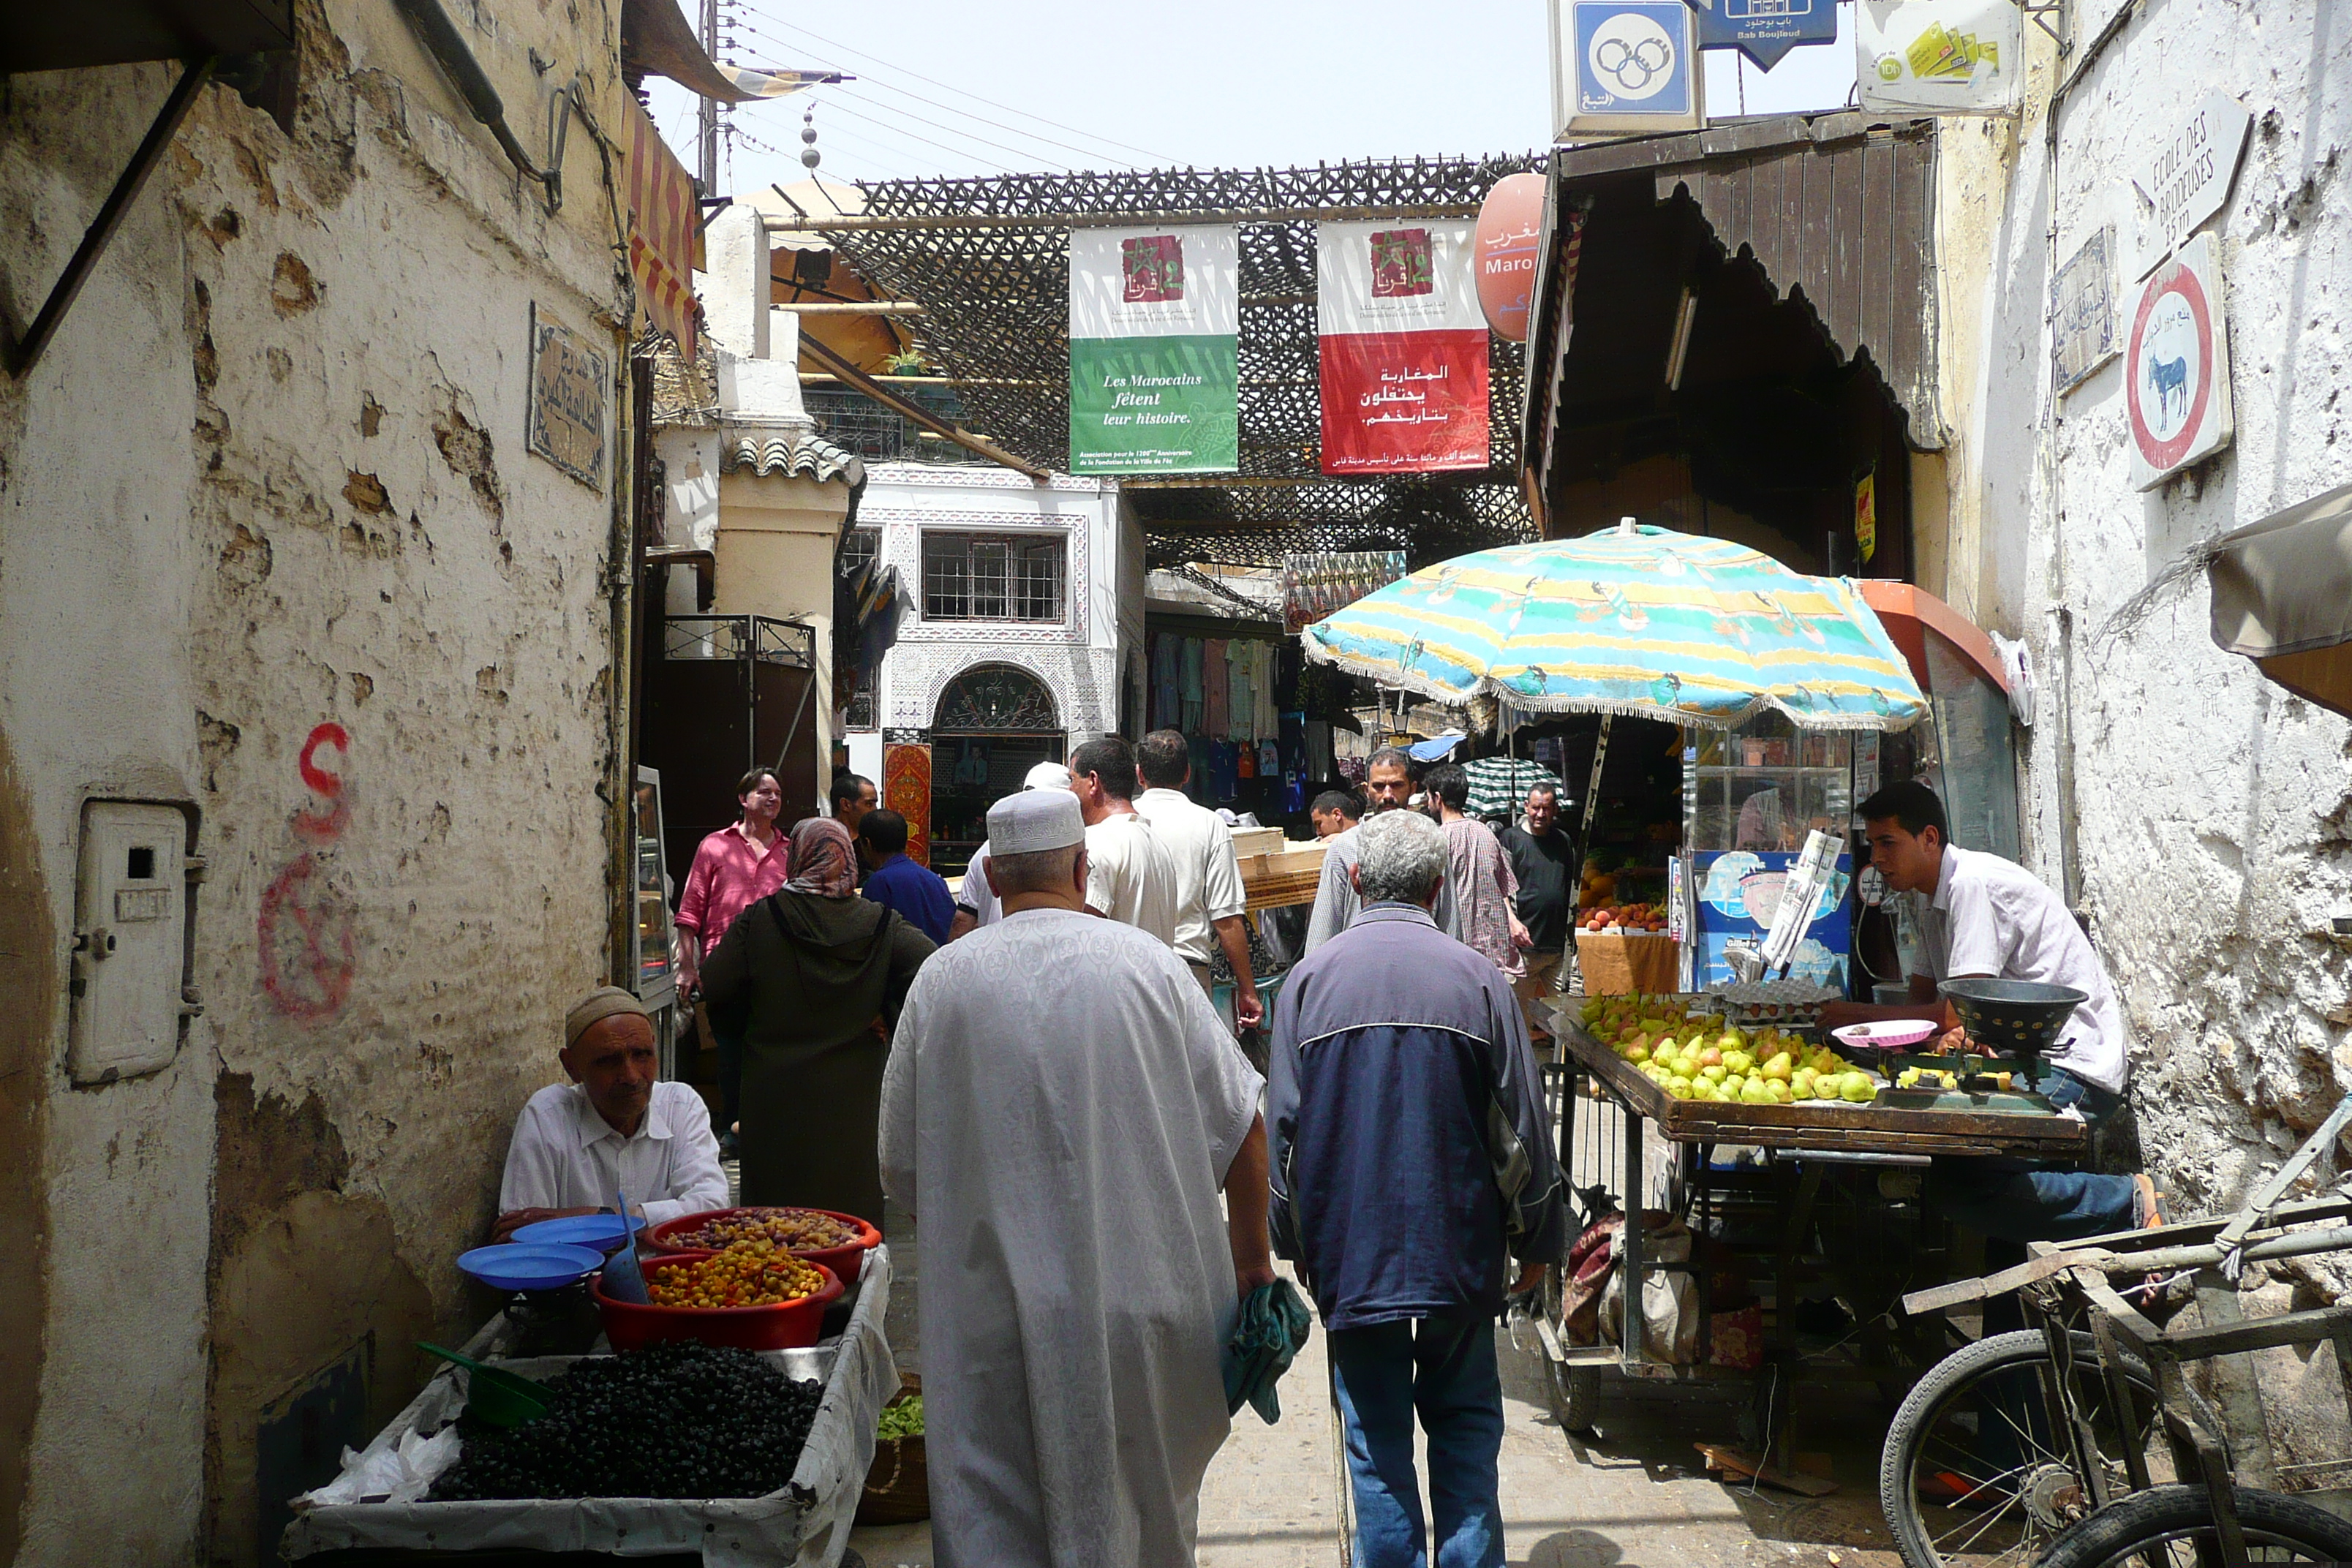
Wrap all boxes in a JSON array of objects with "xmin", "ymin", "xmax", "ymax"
[
  {"xmin": 1317, "ymin": 330, "xmax": 1490, "ymax": 474},
  {"xmin": 883, "ymin": 742, "xmax": 932, "ymax": 867},
  {"xmin": 1317, "ymin": 220, "xmax": 1488, "ymax": 476}
]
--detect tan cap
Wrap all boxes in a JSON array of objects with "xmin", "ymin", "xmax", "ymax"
[
  {"xmin": 988, "ymin": 787, "xmax": 1084, "ymax": 854},
  {"xmin": 565, "ymin": 985, "xmax": 650, "ymax": 1049}
]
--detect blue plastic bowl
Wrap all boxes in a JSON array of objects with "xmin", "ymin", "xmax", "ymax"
[
  {"xmin": 510, "ymin": 1213, "xmax": 647, "ymax": 1254},
  {"xmin": 459, "ymin": 1243, "xmax": 604, "ymax": 1292}
]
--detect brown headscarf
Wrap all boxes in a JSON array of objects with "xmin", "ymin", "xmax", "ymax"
[{"xmin": 783, "ymin": 816, "xmax": 859, "ymax": 898}]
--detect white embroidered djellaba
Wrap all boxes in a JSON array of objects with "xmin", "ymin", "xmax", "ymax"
[{"xmin": 879, "ymin": 908, "xmax": 1263, "ymax": 1568}]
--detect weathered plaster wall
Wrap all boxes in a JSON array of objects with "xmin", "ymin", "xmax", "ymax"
[
  {"xmin": 0, "ymin": 0, "xmax": 640, "ymax": 1553},
  {"xmin": 1954, "ymin": 0, "xmax": 2352, "ymax": 1466}
]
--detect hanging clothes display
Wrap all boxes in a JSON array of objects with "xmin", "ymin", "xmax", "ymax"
[
  {"xmin": 1226, "ymin": 644, "xmax": 1254, "ymax": 742},
  {"xmin": 1203, "ymin": 638, "xmax": 1229, "ymax": 736},
  {"xmin": 1152, "ymin": 633, "xmax": 1180, "ymax": 730},
  {"xmin": 1180, "ymin": 638, "xmax": 1205, "ymax": 733}
]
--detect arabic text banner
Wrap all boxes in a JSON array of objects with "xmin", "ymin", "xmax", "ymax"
[
  {"xmin": 1317, "ymin": 220, "xmax": 1489, "ymax": 475},
  {"xmin": 1068, "ymin": 225, "xmax": 1239, "ymax": 473}
]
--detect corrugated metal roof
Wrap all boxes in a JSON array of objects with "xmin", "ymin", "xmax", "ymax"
[{"xmin": 720, "ymin": 431, "xmax": 866, "ymax": 487}]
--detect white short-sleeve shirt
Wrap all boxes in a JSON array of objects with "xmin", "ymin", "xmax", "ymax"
[
  {"xmin": 1134, "ymin": 788, "xmax": 1247, "ymax": 966},
  {"xmin": 1905, "ymin": 844, "xmax": 2128, "ymax": 1093},
  {"xmin": 497, "ymin": 1080, "xmax": 729, "ymax": 1226},
  {"xmin": 1085, "ymin": 810, "xmax": 1180, "ymax": 946}
]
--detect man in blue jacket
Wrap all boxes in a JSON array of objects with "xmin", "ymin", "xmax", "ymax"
[{"xmin": 1268, "ymin": 807, "xmax": 1567, "ymax": 1568}]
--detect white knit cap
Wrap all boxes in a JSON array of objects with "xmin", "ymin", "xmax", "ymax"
[
  {"xmin": 1022, "ymin": 760, "xmax": 1074, "ymax": 791},
  {"xmin": 988, "ymin": 787, "xmax": 1085, "ymax": 854}
]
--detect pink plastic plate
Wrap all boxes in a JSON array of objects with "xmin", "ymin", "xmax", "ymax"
[{"xmin": 1833, "ymin": 1020, "xmax": 1940, "ymax": 1051}]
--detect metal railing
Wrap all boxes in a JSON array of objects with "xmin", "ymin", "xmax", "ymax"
[{"xmin": 661, "ymin": 614, "xmax": 816, "ymax": 666}]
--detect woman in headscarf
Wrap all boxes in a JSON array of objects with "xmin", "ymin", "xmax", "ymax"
[{"xmin": 702, "ymin": 815, "xmax": 935, "ymax": 1221}]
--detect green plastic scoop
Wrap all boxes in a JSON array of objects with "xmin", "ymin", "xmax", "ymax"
[{"xmin": 417, "ymin": 1341, "xmax": 550, "ymax": 1428}]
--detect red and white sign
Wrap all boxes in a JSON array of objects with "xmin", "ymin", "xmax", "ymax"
[
  {"xmin": 1474, "ymin": 172, "xmax": 1546, "ymax": 342},
  {"xmin": 1318, "ymin": 219, "xmax": 1489, "ymax": 475},
  {"xmin": 2125, "ymin": 232, "xmax": 2234, "ymax": 491}
]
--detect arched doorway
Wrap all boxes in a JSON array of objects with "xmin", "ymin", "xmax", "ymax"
[{"xmin": 928, "ymin": 663, "xmax": 1063, "ymax": 875}]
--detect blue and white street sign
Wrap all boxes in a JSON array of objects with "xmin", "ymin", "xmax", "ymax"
[
  {"xmin": 1552, "ymin": 1, "xmax": 1706, "ymax": 139},
  {"xmin": 1684, "ymin": 0, "xmax": 1836, "ymax": 73}
]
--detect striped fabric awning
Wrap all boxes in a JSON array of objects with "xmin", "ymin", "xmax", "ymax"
[
  {"xmin": 1462, "ymin": 757, "xmax": 1564, "ymax": 819},
  {"xmin": 624, "ymin": 97, "xmax": 699, "ymax": 358},
  {"xmin": 1303, "ymin": 521, "xmax": 1928, "ymax": 731}
]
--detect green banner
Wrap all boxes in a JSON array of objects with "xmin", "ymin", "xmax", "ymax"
[{"xmin": 1068, "ymin": 336, "xmax": 1238, "ymax": 474}]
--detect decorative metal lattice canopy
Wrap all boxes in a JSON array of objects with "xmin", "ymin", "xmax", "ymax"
[{"xmin": 809, "ymin": 159, "xmax": 1545, "ymax": 569}]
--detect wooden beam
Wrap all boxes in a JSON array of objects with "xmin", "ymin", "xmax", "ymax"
[
  {"xmin": 786, "ymin": 301, "xmax": 926, "ymax": 316},
  {"xmin": 800, "ymin": 202, "xmax": 1483, "ymax": 233},
  {"xmin": 795, "ymin": 329, "xmax": 1050, "ymax": 482}
]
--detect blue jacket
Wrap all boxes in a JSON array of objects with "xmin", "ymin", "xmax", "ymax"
[
  {"xmin": 1268, "ymin": 902, "xmax": 1567, "ymax": 1330},
  {"xmin": 861, "ymin": 853, "xmax": 956, "ymax": 945}
]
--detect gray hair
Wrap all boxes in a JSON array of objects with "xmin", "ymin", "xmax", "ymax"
[
  {"xmin": 1356, "ymin": 808, "xmax": 1448, "ymax": 905},
  {"xmin": 987, "ymin": 843, "xmax": 1081, "ymax": 898}
]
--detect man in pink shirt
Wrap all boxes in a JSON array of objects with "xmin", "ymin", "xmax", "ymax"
[{"xmin": 674, "ymin": 767, "xmax": 790, "ymax": 1156}]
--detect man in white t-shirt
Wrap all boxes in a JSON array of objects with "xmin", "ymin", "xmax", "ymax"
[
  {"xmin": 949, "ymin": 760, "xmax": 1074, "ymax": 938},
  {"xmin": 1134, "ymin": 730, "xmax": 1262, "ymax": 1028},
  {"xmin": 1825, "ymin": 782, "xmax": 2157, "ymax": 1242},
  {"xmin": 1069, "ymin": 735, "xmax": 1178, "ymax": 946}
]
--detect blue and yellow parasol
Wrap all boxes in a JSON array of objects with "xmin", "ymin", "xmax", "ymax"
[{"xmin": 1301, "ymin": 521, "xmax": 1927, "ymax": 730}]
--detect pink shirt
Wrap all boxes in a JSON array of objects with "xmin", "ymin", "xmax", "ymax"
[{"xmin": 675, "ymin": 821, "xmax": 789, "ymax": 960}]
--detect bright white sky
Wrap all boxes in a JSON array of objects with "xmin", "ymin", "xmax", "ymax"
[{"xmin": 644, "ymin": 1, "xmax": 1858, "ymax": 195}]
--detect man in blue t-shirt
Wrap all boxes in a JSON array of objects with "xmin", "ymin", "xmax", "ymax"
[{"xmin": 857, "ymin": 809, "xmax": 955, "ymax": 944}]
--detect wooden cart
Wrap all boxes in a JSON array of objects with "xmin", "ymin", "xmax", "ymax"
[{"xmin": 1538, "ymin": 1009, "xmax": 2089, "ymax": 1443}]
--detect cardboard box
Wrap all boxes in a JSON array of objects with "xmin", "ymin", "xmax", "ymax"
[{"xmin": 1575, "ymin": 930, "xmax": 1681, "ymax": 995}]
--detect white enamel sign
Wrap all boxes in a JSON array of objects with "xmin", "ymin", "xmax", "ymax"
[
  {"xmin": 2125, "ymin": 233, "xmax": 2233, "ymax": 491},
  {"xmin": 2130, "ymin": 92, "xmax": 2253, "ymax": 278}
]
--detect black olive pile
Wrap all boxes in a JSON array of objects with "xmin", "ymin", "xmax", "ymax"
[{"xmin": 427, "ymin": 1341, "xmax": 825, "ymax": 1501}]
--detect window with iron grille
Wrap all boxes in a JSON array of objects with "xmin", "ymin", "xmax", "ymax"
[
  {"xmin": 840, "ymin": 526, "xmax": 881, "ymax": 576},
  {"xmin": 921, "ymin": 532, "xmax": 1066, "ymax": 623}
]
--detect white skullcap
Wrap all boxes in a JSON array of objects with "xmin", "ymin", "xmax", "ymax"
[
  {"xmin": 989, "ymin": 787, "xmax": 1084, "ymax": 854},
  {"xmin": 1023, "ymin": 760, "xmax": 1074, "ymax": 791}
]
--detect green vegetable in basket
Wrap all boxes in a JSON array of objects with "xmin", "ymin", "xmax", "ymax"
[{"xmin": 876, "ymin": 1395, "xmax": 924, "ymax": 1441}]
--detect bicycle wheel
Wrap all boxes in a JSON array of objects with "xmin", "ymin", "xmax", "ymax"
[
  {"xmin": 1880, "ymin": 1330, "xmax": 2163, "ymax": 1568},
  {"xmin": 2036, "ymin": 1485, "xmax": 2352, "ymax": 1567}
]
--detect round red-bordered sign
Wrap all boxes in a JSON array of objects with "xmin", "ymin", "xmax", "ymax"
[{"xmin": 2127, "ymin": 256, "xmax": 2215, "ymax": 474}]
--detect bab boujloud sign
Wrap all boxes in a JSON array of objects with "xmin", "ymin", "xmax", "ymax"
[
  {"xmin": 1682, "ymin": 0, "xmax": 1835, "ymax": 72},
  {"xmin": 1067, "ymin": 226, "xmax": 1239, "ymax": 474},
  {"xmin": 1551, "ymin": 1, "xmax": 1704, "ymax": 140}
]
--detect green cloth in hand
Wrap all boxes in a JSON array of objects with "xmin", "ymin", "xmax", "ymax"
[{"xmin": 1222, "ymin": 1278, "xmax": 1312, "ymax": 1423}]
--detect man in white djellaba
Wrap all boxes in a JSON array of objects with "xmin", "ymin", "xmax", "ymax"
[{"xmin": 880, "ymin": 786, "xmax": 1274, "ymax": 1567}]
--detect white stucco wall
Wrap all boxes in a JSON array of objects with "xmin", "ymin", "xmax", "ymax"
[
  {"xmin": 0, "ymin": 0, "xmax": 642, "ymax": 1554},
  {"xmin": 863, "ymin": 465, "xmax": 1134, "ymax": 740},
  {"xmin": 1948, "ymin": 3, "xmax": 2352, "ymax": 1430}
]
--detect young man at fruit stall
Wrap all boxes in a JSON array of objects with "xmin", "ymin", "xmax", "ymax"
[
  {"xmin": 1820, "ymin": 781, "xmax": 2159, "ymax": 1242},
  {"xmin": 1270, "ymin": 807, "xmax": 1566, "ymax": 1568},
  {"xmin": 491, "ymin": 987, "xmax": 728, "ymax": 1243},
  {"xmin": 878, "ymin": 786, "xmax": 1273, "ymax": 1568},
  {"xmin": 1303, "ymin": 747, "xmax": 1458, "ymax": 956},
  {"xmin": 1497, "ymin": 780, "xmax": 1575, "ymax": 1042}
]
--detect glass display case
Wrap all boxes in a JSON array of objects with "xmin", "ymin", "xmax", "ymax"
[
  {"xmin": 1681, "ymin": 714, "xmax": 1852, "ymax": 853},
  {"xmin": 632, "ymin": 767, "xmax": 679, "ymax": 1014}
]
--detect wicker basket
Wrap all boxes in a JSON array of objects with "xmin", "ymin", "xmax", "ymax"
[{"xmin": 856, "ymin": 1376, "xmax": 930, "ymax": 1526}]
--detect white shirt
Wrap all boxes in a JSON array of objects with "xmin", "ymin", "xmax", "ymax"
[
  {"xmin": 879, "ymin": 909, "xmax": 1262, "ymax": 1567},
  {"xmin": 955, "ymin": 841, "xmax": 1002, "ymax": 926},
  {"xmin": 1134, "ymin": 788, "xmax": 1248, "ymax": 966},
  {"xmin": 497, "ymin": 1081, "xmax": 729, "ymax": 1226},
  {"xmin": 1904, "ymin": 844, "xmax": 2128, "ymax": 1093},
  {"xmin": 1085, "ymin": 810, "xmax": 1179, "ymax": 946}
]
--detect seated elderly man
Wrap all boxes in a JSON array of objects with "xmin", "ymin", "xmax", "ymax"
[{"xmin": 492, "ymin": 986, "xmax": 728, "ymax": 1242}]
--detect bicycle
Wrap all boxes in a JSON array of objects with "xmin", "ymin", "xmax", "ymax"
[{"xmin": 1880, "ymin": 1095, "xmax": 2352, "ymax": 1568}]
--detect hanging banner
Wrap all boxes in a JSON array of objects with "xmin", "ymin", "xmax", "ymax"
[
  {"xmin": 1474, "ymin": 171, "xmax": 1546, "ymax": 343},
  {"xmin": 1317, "ymin": 220, "xmax": 1489, "ymax": 476},
  {"xmin": 1068, "ymin": 225, "xmax": 1239, "ymax": 474},
  {"xmin": 1282, "ymin": 549, "xmax": 1409, "ymax": 636},
  {"xmin": 622, "ymin": 95, "xmax": 701, "ymax": 358},
  {"xmin": 1856, "ymin": 0, "xmax": 2021, "ymax": 116}
]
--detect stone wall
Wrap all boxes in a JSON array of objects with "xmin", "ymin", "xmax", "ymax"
[{"xmin": 0, "ymin": 0, "xmax": 641, "ymax": 1556}]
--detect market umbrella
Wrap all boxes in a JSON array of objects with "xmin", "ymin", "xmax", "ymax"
[
  {"xmin": 1462, "ymin": 756, "xmax": 1564, "ymax": 818},
  {"xmin": 1301, "ymin": 521, "xmax": 1928, "ymax": 731}
]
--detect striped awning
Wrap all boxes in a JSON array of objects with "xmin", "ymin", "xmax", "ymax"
[
  {"xmin": 623, "ymin": 97, "xmax": 699, "ymax": 358},
  {"xmin": 1302, "ymin": 521, "xmax": 1928, "ymax": 731}
]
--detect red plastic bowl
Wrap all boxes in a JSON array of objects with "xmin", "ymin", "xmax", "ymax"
[
  {"xmin": 592, "ymin": 1251, "xmax": 843, "ymax": 1352},
  {"xmin": 644, "ymin": 1207, "xmax": 882, "ymax": 1284}
]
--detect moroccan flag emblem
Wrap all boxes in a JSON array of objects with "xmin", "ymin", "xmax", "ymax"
[{"xmin": 1121, "ymin": 235, "xmax": 1185, "ymax": 303}]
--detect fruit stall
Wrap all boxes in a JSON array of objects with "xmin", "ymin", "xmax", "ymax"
[
  {"xmin": 282, "ymin": 1209, "xmax": 903, "ymax": 1567},
  {"xmin": 1532, "ymin": 990, "xmax": 2087, "ymax": 1447}
]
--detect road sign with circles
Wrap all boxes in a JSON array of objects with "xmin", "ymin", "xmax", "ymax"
[
  {"xmin": 1553, "ymin": 1, "xmax": 1704, "ymax": 138},
  {"xmin": 2125, "ymin": 232, "xmax": 2234, "ymax": 491}
]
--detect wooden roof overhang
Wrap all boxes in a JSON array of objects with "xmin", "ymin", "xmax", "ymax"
[{"xmin": 1523, "ymin": 113, "xmax": 1943, "ymax": 515}]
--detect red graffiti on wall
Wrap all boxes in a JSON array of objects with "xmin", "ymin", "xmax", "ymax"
[{"xmin": 259, "ymin": 721, "xmax": 358, "ymax": 1020}]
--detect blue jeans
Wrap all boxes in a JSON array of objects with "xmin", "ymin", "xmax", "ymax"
[
  {"xmin": 1931, "ymin": 1067, "xmax": 2141, "ymax": 1244},
  {"xmin": 1328, "ymin": 1316, "xmax": 1504, "ymax": 1568}
]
